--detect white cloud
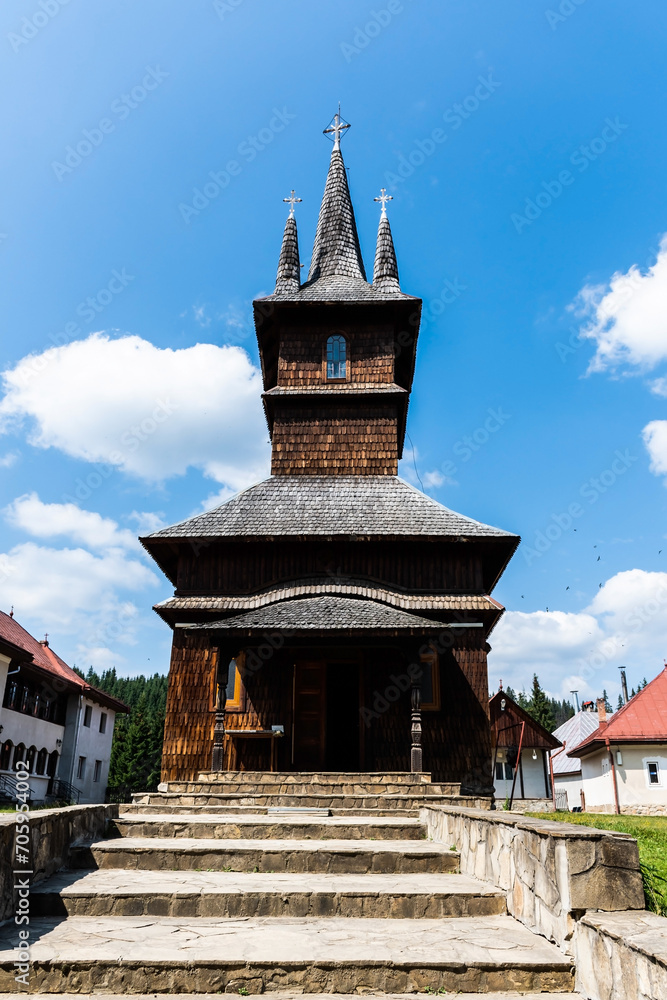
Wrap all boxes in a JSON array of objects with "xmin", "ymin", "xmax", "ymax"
[
  {"xmin": 0, "ymin": 493, "xmax": 163, "ymax": 670},
  {"xmin": 574, "ymin": 235, "xmax": 667, "ymax": 372},
  {"xmin": 0, "ymin": 451, "xmax": 19, "ymax": 469},
  {"xmin": 0, "ymin": 333, "xmax": 269, "ymax": 491},
  {"xmin": 0, "ymin": 541, "xmax": 157, "ymax": 663},
  {"xmin": 490, "ymin": 569, "xmax": 667, "ymax": 701},
  {"xmin": 5, "ymin": 493, "xmax": 136, "ymax": 550},
  {"xmin": 127, "ymin": 510, "xmax": 166, "ymax": 535},
  {"xmin": 650, "ymin": 377, "xmax": 667, "ymax": 398},
  {"xmin": 643, "ymin": 420, "xmax": 667, "ymax": 481}
]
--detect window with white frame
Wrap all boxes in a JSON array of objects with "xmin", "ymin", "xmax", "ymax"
[{"xmin": 647, "ymin": 761, "xmax": 660, "ymax": 785}]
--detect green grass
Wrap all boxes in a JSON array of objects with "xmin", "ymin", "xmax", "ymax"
[{"xmin": 529, "ymin": 812, "xmax": 667, "ymax": 916}]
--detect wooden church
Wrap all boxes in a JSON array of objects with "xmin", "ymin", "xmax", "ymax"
[{"xmin": 141, "ymin": 114, "xmax": 519, "ymax": 794}]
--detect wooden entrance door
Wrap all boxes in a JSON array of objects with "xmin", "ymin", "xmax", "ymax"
[{"xmin": 293, "ymin": 661, "xmax": 326, "ymax": 769}]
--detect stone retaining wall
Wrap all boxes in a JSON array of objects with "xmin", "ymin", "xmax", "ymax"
[
  {"xmin": 575, "ymin": 910, "xmax": 667, "ymax": 999},
  {"xmin": 420, "ymin": 804, "xmax": 644, "ymax": 950},
  {"xmin": 0, "ymin": 804, "xmax": 118, "ymax": 922}
]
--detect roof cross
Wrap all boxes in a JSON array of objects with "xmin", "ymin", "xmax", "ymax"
[
  {"xmin": 374, "ymin": 187, "xmax": 393, "ymax": 217},
  {"xmin": 323, "ymin": 105, "xmax": 351, "ymax": 151},
  {"xmin": 283, "ymin": 189, "xmax": 302, "ymax": 217}
]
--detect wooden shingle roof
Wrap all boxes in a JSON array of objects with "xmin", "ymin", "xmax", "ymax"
[
  {"xmin": 142, "ymin": 476, "xmax": 518, "ymax": 542},
  {"xmin": 187, "ymin": 595, "xmax": 457, "ymax": 634}
]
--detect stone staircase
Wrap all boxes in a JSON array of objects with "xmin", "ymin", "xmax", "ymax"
[
  {"xmin": 130, "ymin": 770, "xmax": 485, "ymax": 815},
  {"xmin": 0, "ymin": 772, "xmax": 581, "ymax": 997}
]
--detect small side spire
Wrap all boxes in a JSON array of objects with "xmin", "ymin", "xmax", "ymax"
[
  {"xmin": 274, "ymin": 190, "xmax": 301, "ymax": 294},
  {"xmin": 372, "ymin": 188, "xmax": 400, "ymax": 291}
]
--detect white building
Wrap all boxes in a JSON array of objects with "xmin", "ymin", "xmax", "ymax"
[
  {"xmin": 567, "ymin": 669, "xmax": 667, "ymax": 816},
  {"xmin": 490, "ymin": 689, "xmax": 561, "ymax": 809},
  {"xmin": 0, "ymin": 609, "xmax": 127, "ymax": 805},
  {"xmin": 551, "ymin": 707, "xmax": 600, "ymax": 811}
]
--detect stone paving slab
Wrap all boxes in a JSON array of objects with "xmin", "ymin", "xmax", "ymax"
[
  {"xmin": 0, "ymin": 915, "xmax": 575, "ymax": 994},
  {"xmin": 120, "ymin": 803, "xmax": 420, "ymax": 817},
  {"xmin": 74, "ymin": 837, "xmax": 459, "ymax": 874},
  {"xmin": 0, "ymin": 990, "xmax": 585, "ymax": 1000},
  {"xmin": 0, "ymin": 994, "xmax": 584, "ymax": 999},
  {"xmin": 134, "ymin": 792, "xmax": 477, "ymax": 811},
  {"xmin": 31, "ymin": 868, "xmax": 504, "ymax": 918},
  {"xmin": 113, "ymin": 813, "xmax": 424, "ymax": 841}
]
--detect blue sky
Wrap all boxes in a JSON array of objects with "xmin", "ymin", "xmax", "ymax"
[{"xmin": 1, "ymin": 0, "xmax": 667, "ymax": 705}]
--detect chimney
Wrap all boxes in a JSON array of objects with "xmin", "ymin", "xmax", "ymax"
[{"xmin": 597, "ymin": 697, "xmax": 607, "ymax": 727}]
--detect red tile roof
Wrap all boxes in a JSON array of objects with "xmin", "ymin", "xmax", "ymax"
[
  {"xmin": 0, "ymin": 609, "xmax": 128, "ymax": 714},
  {"xmin": 570, "ymin": 666, "xmax": 667, "ymax": 757}
]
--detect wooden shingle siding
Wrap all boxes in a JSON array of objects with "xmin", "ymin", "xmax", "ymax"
[
  {"xmin": 271, "ymin": 409, "xmax": 399, "ymax": 474},
  {"xmin": 161, "ymin": 632, "xmax": 216, "ymax": 782},
  {"xmin": 277, "ymin": 326, "xmax": 395, "ymax": 386}
]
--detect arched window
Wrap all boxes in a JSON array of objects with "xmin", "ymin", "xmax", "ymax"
[
  {"xmin": 26, "ymin": 746, "xmax": 37, "ymax": 773},
  {"xmin": 12, "ymin": 743, "xmax": 26, "ymax": 769},
  {"xmin": 47, "ymin": 750, "xmax": 59, "ymax": 778},
  {"xmin": 0, "ymin": 741, "xmax": 12, "ymax": 771},
  {"xmin": 326, "ymin": 335, "xmax": 347, "ymax": 380},
  {"xmin": 36, "ymin": 748, "xmax": 48, "ymax": 775}
]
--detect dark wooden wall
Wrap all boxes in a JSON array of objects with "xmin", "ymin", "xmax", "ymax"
[
  {"xmin": 162, "ymin": 638, "xmax": 492, "ymax": 790},
  {"xmin": 176, "ymin": 541, "xmax": 484, "ymax": 595}
]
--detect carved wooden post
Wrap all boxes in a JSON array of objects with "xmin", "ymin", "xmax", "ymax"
[
  {"xmin": 410, "ymin": 676, "xmax": 423, "ymax": 773},
  {"xmin": 211, "ymin": 652, "xmax": 229, "ymax": 772}
]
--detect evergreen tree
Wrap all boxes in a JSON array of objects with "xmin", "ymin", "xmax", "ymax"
[
  {"xmin": 602, "ymin": 689, "xmax": 612, "ymax": 713},
  {"xmin": 526, "ymin": 674, "xmax": 557, "ymax": 731},
  {"xmin": 88, "ymin": 670, "xmax": 168, "ymax": 799},
  {"xmin": 617, "ymin": 694, "xmax": 624, "ymax": 710}
]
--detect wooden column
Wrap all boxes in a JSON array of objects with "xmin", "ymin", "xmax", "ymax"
[
  {"xmin": 211, "ymin": 652, "xmax": 230, "ymax": 772},
  {"xmin": 410, "ymin": 676, "xmax": 422, "ymax": 773}
]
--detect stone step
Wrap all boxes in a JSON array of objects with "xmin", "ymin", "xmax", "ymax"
[
  {"xmin": 120, "ymin": 802, "xmax": 420, "ymax": 817},
  {"xmin": 112, "ymin": 813, "xmax": 425, "ymax": 841},
  {"xmin": 70, "ymin": 837, "xmax": 460, "ymax": 874},
  {"xmin": 0, "ymin": 914, "xmax": 575, "ymax": 994},
  {"xmin": 166, "ymin": 781, "xmax": 458, "ymax": 796},
  {"xmin": 191, "ymin": 770, "xmax": 443, "ymax": 785},
  {"xmin": 0, "ymin": 994, "xmax": 584, "ymax": 1000},
  {"xmin": 132, "ymin": 791, "xmax": 481, "ymax": 810},
  {"xmin": 31, "ymin": 869, "xmax": 505, "ymax": 919}
]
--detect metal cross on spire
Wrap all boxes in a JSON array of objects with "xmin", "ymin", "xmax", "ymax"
[
  {"xmin": 374, "ymin": 187, "xmax": 393, "ymax": 217},
  {"xmin": 283, "ymin": 189, "xmax": 302, "ymax": 217},
  {"xmin": 323, "ymin": 104, "xmax": 351, "ymax": 151}
]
